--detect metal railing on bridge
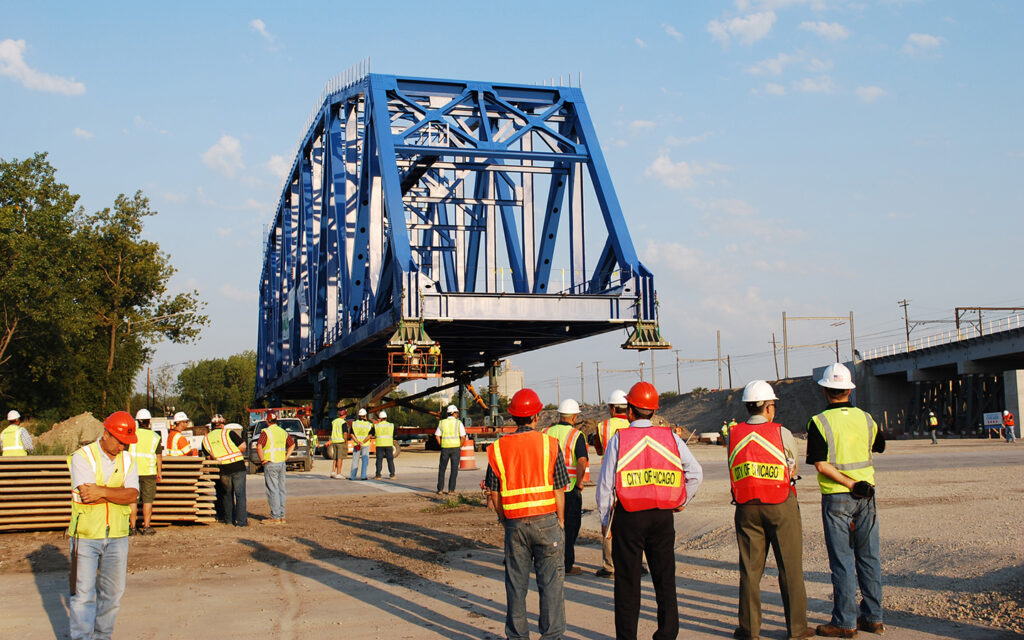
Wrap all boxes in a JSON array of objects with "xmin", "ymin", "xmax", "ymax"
[{"xmin": 862, "ymin": 314, "xmax": 1024, "ymax": 360}]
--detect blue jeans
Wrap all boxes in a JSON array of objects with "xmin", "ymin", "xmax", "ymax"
[
  {"xmin": 504, "ymin": 513, "xmax": 565, "ymax": 640},
  {"xmin": 821, "ymin": 493, "xmax": 882, "ymax": 629},
  {"xmin": 264, "ymin": 462, "xmax": 287, "ymax": 519},
  {"xmin": 69, "ymin": 536, "xmax": 129, "ymax": 640},
  {"xmin": 350, "ymin": 445, "xmax": 369, "ymax": 479},
  {"xmin": 220, "ymin": 469, "xmax": 248, "ymax": 526}
]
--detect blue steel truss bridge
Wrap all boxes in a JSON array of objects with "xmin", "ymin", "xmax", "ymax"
[{"xmin": 256, "ymin": 72, "xmax": 668, "ymax": 415}]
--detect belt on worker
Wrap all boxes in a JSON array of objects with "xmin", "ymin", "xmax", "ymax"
[{"xmin": 506, "ymin": 512, "xmax": 559, "ymax": 524}]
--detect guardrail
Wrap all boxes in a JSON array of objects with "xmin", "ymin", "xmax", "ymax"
[{"xmin": 862, "ymin": 314, "xmax": 1024, "ymax": 360}]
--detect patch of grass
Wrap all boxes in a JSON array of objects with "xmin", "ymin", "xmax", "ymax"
[
  {"xmin": 422, "ymin": 492, "xmax": 487, "ymax": 512},
  {"xmin": 32, "ymin": 441, "xmax": 75, "ymax": 456}
]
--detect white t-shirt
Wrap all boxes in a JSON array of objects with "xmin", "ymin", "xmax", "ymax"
[{"xmin": 70, "ymin": 441, "xmax": 140, "ymax": 491}]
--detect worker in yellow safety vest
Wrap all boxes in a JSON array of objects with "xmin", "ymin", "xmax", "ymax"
[
  {"xmin": 67, "ymin": 411, "xmax": 139, "ymax": 640},
  {"xmin": 545, "ymin": 398, "xmax": 589, "ymax": 576},
  {"xmin": 1, "ymin": 409, "xmax": 33, "ymax": 456},
  {"xmin": 330, "ymin": 407, "xmax": 348, "ymax": 479},
  {"xmin": 592, "ymin": 390, "xmax": 629, "ymax": 577},
  {"xmin": 128, "ymin": 409, "xmax": 162, "ymax": 535},
  {"xmin": 373, "ymin": 410, "xmax": 396, "ymax": 479},
  {"xmin": 203, "ymin": 414, "xmax": 248, "ymax": 527},
  {"xmin": 927, "ymin": 411, "xmax": 939, "ymax": 445},
  {"xmin": 435, "ymin": 404, "xmax": 466, "ymax": 494},
  {"xmin": 257, "ymin": 412, "xmax": 294, "ymax": 524},
  {"xmin": 349, "ymin": 408, "xmax": 373, "ymax": 481}
]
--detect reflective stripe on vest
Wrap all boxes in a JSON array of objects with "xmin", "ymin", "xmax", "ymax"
[
  {"xmin": 263, "ymin": 425, "xmax": 288, "ymax": 463},
  {"xmin": 331, "ymin": 417, "xmax": 347, "ymax": 443},
  {"xmin": 1006, "ymin": 414, "xmax": 1015, "ymax": 427},
  {"xmin": 600, "ymin": 416, "xmax": 629, "ymax": 449},
  {"xmin": 68, "ymin": 442, "xmax": 133, "ymax": 539},
  {"xmin": 204, "ymin": 428, "xmax": 243, "ymax": 464},
  {"xmin": 1, "ymin": 425, "xmax": 27, "ymax": 456},
  {"xmin": 811, "ymin": 407, "xmax": 878, "ymax": 494},
  {"xmin": 614, "ymin": 427, "xmax": 685, "ymax": 512},
  {"xmin": 130, "ymin": 428, "xmax": 161, "ymax": 475},
  {"xmin": 375, "ymin": 421, "xmax": 395, "ymax": 447},
  {"xmin": 166, "ymin": 431, "xmax": 192, "ymax": 456},
  {"xmin": 488, "ymin": 431, "xmax": 558, "ymax": 518},
  {"xmin": 438, "ymin": 418, "xmax": 462, "ymax": 448},
  {"xmin": 929, "ymin": 416, "xmax": 938, "ymax": 427},
  {"xmin": 727, "ymin": 422, "xmax": 792, "ymax": 505},
  {"xmin": 545, "ymin": 423, "xmax": 583, "ymax": 492},
  {"xmin": 352, "ymin": 420, "xmax": 372, "ymax": 440}
]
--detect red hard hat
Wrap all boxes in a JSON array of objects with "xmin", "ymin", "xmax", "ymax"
[
  {"xmin": 508, "ymin": 388, "xmax": 543, "ymax": 418},
  {"xmin": 267, "ymin": 411, "xmax": 278, "ymax": 422},
  {"xmin": 104, "ymin": 411, "xmax": 138, "ymax": 444},
  {"xmin": 626, "ymin": 381, "xmax": 660, "ymax": 411}
]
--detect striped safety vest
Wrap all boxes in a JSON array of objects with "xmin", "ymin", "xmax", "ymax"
[
  {"xmin": 375, "ymin": 421, "xmax": 395, "ymax": 447},
  {"xmin": 351, "ymin": 420, "xmax": 373, "ymax": 442},
  {"xmin": 204, "ymin": 428, "xmax": 243, "ymax": 464},
  {"xmin": 809, "ymin": 406, "xmax": 878, "ymax": 494},
  {"xmin": 727, "ymin": 422, "xmax": 792, "ymax": 505},
  {"xmin": 1, "ymin": 425, "xmax": 27, "ymax": 456},
  {"xmin": 166, "ymin": 430, "xmax": 193, "ymax": 456},
  {"xmin": 614, "ymin": 426, "xmax": 686, "ymax": 512},
  {"xmin": 438, "ymin": 417, "xmax": 463, "ymax": 448},
  {"xmin": 487, "ymin": 431, "xmax": 559, "ymax": 519},
  {"xmin": 130, "ymin": 428, "xmax": 161, "ymax": 475},
  {"xmin": 68, "ymin": 442, "xmax": 134, "ymax": 539},
  {"xmin": 544, "ymin": 422, "xmax": 587, "ymax": 491},
  {"xmin": 262, "ymin": 424, "xmax": 289, "ymax": 463},
  {"xmin": 599, "ymin": 416, "xmax": 630, "ymax": 449},
  {"xmin": 331, "ymin": 417, "xmax": 347, "ymax": 443}
]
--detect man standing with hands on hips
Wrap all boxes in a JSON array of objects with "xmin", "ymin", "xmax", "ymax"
[
  {"xmin": 596, "ymin": 381, "xmax": 703, "ymax": 640},
  {"xmin": 807, "ymin": 362, "xmax": 886, "ymax": 637}
]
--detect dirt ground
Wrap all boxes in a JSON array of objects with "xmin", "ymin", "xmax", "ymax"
[{"xmin": 2, "ymin": 439, "xmax": 1023, "ymax": 639}]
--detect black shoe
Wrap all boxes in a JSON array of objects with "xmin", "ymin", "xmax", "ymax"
[
  {"xmin": 129, "ymin": 527, "xmax": 138, "ymax": 536},
  {"xmin": 595, "ymin": 568, "xmax": 614, "ymax": 578},
  {"xmin": 733, "ymin": 628, "xmax": 756, "ymax": 640},
  {"xmin": 139, "ymin": 526, "xmax": 155, "ymax": 536}
]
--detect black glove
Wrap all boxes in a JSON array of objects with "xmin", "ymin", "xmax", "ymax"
[{"xmin": 851, "ymin": 481, "xmax": 875, "ymax": 499}]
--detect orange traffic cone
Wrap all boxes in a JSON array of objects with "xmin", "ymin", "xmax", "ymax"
[{"xmin": 459, "ymin": 438, "xmax": 477, "ymax": 470}]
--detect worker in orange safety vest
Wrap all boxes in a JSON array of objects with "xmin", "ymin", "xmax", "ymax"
[{"xmin": 165, "ymin": 412, "xmax": 195, "ymax": 456}]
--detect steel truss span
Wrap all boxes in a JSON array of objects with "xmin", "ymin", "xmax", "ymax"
[{"xmin": 257, "ymin": 73, "xmax": 662, "ymax": 402}]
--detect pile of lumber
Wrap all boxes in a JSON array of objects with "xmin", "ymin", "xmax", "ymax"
[{"xmin": 0, "ymin": 456, "xmax": 218, "ymax": 533}]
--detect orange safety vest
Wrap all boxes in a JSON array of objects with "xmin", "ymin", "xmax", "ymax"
[
  {"xmin": 727, "ymin": 422, "xmax": 792, "ymax": 505},
  {"xmin": 599, "ymin": 416, "xmax": 630, "ymax": 448},
  {"xmin": 615, "ymin": 426, "xmax": 685, "ymax": 512},
  {"xmin": 488, "ymin": 431, "xmax": 559, "ymax": 519},
  {"xmin": 166, "ymin": 431, "xmax": 194, "ymax": 456},
  {"xmin": 1005, "ymin": 414, "xmax": 1015, "ymax": 427}
]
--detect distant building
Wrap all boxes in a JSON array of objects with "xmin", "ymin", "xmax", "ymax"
[{"xmin": 495, "ymin": 365, "xmax": 524, "ymax": 399}]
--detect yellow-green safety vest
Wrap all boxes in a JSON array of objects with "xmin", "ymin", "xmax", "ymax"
[
  {"xmin": 331, "ymin": 417, "xmax": 346, "ymax": 443},
  {"xmin": 438, "ymin": 417, "xmax": 463, "ymax": 448},
  {"xmin": 810, "ymin": 406, "xmax": 878, "ymax": 494},
  {"xmin": 352, "ymin": 420, "xmax": 372, "ymax": 441},
  {"xmin": 263, "ymin": 424, "xmax": 289, "ymax": 463},
  {"xmin": 375, "ymin": 421, "xmax": 395, "ymax": 447},
  {"xmin": 1, "ymin": 425, "xmax": 27, "ymax": 456},
  {"xmin": 545, "ymin": 422, "xmax": 584, "ymax": 491},
  {"xmin": 929, "ymin": 415, "xmax": 938, "ymax": 427},
  {"xmin": 130, "ymin": 428, "xmax": 161, "ymax": 475},
  {"xmin": 204, "ymin": 428, "xmax": 243, "ymax": 464},
  {"xmin": 67, "ymin": 442, "xmax": 133, "ymax": 539}
]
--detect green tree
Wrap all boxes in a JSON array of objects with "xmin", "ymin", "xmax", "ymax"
[{"xmin": 177, "ymin": 351, "xmax": 256, "ymax": 425}]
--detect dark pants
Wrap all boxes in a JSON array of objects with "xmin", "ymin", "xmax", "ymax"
[
  {"xmin": 734, "ymin": 494, "xmax": 808, "ymax": 639},
  {"xmin": 611, "ymin": 505, "xmax": 678, "ymax": 640},
  {"xmin": 563, "ymin": 489, "xmax": 582, "ymax": 570},
  {"xmin": 437, "ymin": 447, "xmax": 460, "ymax": 492},
  {"xmin": 218, "ymin": 469, "xmax": 248, "ymax": 526},
  {"xmin": 375, "ymin": 446, "xmax": 395, "ymax": 477}
]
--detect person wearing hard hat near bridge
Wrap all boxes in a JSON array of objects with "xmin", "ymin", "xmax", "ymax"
[
  {"xmin": 728, "ymin": 380, "xmax": 812, "ymax": 640},
  {"xmin": 1, "ymin": 409, "xmax": 34, "ymax": 456},
  {"xmin": 485, "ymin": 388, "xmax": 569, "ymax": 640},
  {"xmin": 349, "ymin": 408, "xmax": 373, "ymax": 481},
  {"xmin": 807, "ymin": 362, "xmax": 886, "ymax": 637},
  {"xmin": 128, "ymin": 409, "xmax": 163, "ymax": 535},
  {"xmin": 596, "ymin": 381, "xmax": 703, "ymax": 640},
  {"xmin": 545, "ymin": 398, "xmax": 589, "ymax": 576},
  {"xmin": 165, "ymin": 411, "xmax": 195, "ymax": 456},
  {"xmin": 67, "ymin": 411, "xmax": 139, "ymax": 640},
  {"xmin": 258, "ymin": 412, "xmax": 294, "ymax": 524},
  {"xmin": 435, "ymin": 404, "xmax": 466, "ymax": 495},
  {"xmin": 330, "ymin": 407, "xmax": 348, "ymax": 479},
  {"xmin": 592, "ymin": 389, "xmax": 629, "ymax": 577},
  {"xmin": 1003, "ymin": 410, "xmax": 1016, "ymax": 443},
  {"xmin": 373, "ymin": 410, "xmax": 397, "ymax": 479},
  {"xmin": 927, "ymin": 411, "xmax": 939, "ymax": 445},
  {"xmin": 203, "ymin": 414, "xmax": 248, "ymax": 527}
]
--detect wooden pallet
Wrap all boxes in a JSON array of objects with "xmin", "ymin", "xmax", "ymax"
[{"xmin": 0, "ymin": 456, "xmax": 222, "ymax": 533}]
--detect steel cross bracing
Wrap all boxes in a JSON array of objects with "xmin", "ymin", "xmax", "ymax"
[{"xmin": 256, "ymin": 73, "xmax": 661, "ymax": 402}]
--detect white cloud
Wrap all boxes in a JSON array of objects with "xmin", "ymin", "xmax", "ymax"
[
  {"xmin": 746, "ymin": 52, "xmax": 798, "ymax": 75},
  {"xmin": 807, "ymin": 58, "xmax": 833, "ymax": 72},
  {"xmin": 250, "ymin": 19, "xmax": 274, "ymax": 43},
  {"xmin": 219, "ymin": 283, "xmax": 257, "ymax": 303},
  {"xmin": 0, "ymin": 39, "xmax": 85, "ymax": 95},
  {"xmin": 793, "ymin": 75, "xmax": 836, "ymax": 93},
  {"xmin": 856, "ymin": 85, "xmax": 886, "ymax": 103},
  {"xmin": 645, "ymin": 152, "xmax": 729, "ymax": 190},
  {"xmin": 643, "ymin": 241, "xmax": 735, "ymax": 289},
  {"xmin": 266, "ymin": 154, "xmax": 291, "ymax": 178},
  {"xmin": 665, "ymin": 132, "xmax": 714, "ymax": 146},
  {"xmin": 799, "ymin": 21, "xmax": 850, "ymax": 41},
  {"xmin": 242, "ymin": 197, "xmax": 266, "ymax": 211},
  {"xmin": 708, "ymin": 11, "xmax": 776, "ymax": 46},
  {"xmin": 163, "ymin": 192, "xmax": 188, "ymax": 204},
  {"xmin": 201, "ymin": 135, "xmax": 245, "ymax": 178},
  {"xmin": 628, "ymin": 119, "xmax": 656, "ymax": 132},
  {"xmin": 216, "ymin": 227, "xmax": 233, "ymax": 238},
  {"xmin": 72, "ymin": 127, "xmax": 93, "ymax": 140},
  {"xmin": 662, "ymin": 23, "xmax": 683, "ymax": 41},
  {"xmin": 635, "ymin": 37, "xmax": 648, "ymax": 48},
  {"xmin": 763, "ymin": 83, "xmax": 786, "ymax": 95},
  {"xmin": 903, "ymin": 33, "xmax": 944, "ymax": 54}
]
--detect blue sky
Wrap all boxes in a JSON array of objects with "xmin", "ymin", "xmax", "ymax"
[{"xmin": 3, "ymin": 1, "xmax": 1022, "ymax": 404}]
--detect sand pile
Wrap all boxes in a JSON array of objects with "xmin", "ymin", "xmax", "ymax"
[{"xmin": 35, "ymin": 413, "xmax": 103, "ymax": 452}]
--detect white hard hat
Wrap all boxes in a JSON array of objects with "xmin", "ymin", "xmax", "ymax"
[
  {"xmin": 818, "ymin": 362, "xmax": 856, "ymax": 390},
  {"xmin": 173, "ymin": 411, "xmax": 189, "ymax": 423},
  {"xmin": 558, "ymin": 398, "xmax": 580, "ymax": 415},
  {"xmin": 607, "ymin": 389, "xmax": 627, "ymax": 406},
  {"xmin": 378, "ymin": 410, "xmax": 387, "ymax": 419},
  {"xmin": 447, "ymin": 404, "xmax": 458, "ymax": 414},
  {"xmin": 135, "ymin": 408, "xmax": 152, "ymax": 421},
  {"xmin": 1004, "ymin": 410, "xmax": 1010, "ymax": 416},
  {"xmin": 357, "ymin": 408, "xmax": 367, "ymax": 417},
  {"xmin": 6, "ymin": 410, "xmax": 20, "ymax": 421},
  {"xmin": 741, "ymin": 380, "xmax": 778, "ymax": 403}
]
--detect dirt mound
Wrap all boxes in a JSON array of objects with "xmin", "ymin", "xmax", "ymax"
[{"xmin": 35, "ymin": 413, "xmax": 103, "ymax": 453}]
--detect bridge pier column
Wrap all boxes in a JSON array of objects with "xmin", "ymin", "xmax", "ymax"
[{"xmin": 1003, "ymin": 369, "xmax": 1024, "ymax": 439}]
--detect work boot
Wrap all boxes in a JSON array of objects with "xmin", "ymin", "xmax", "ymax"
[
  {"xmin": 733, "ymin": 628, "xmax": 758, "ymax": 640},
  {"xmin": 140, "ymin": 526, "xmax": 155, "ymax": 536},
  {"xmin": 595, "ymin": 569, "xmax": 614, "ymax": 578},
  {"xmin": 856, "ymin": 617, "xmax": 884, "ymax": 634},
  {"xmin": 566, "ymin": 566, "xmax": 583, "ymax": 576},
  {"xmin": 815, "ymin": 624, "xmax": 857, "ymax": 637},
  {"xmin": 790, "ymin": 630, "xmax": 816, "ymax": 639},
  {"xmin": 129, "ymin": 527, "xmax": 137, "ymax": 536}
]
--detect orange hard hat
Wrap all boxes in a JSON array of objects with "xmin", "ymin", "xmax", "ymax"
[
  {"xmin": 508, "ymin": 388, "xmax": 543, "ymax": 418},
  {"xmin": 104, "ymin": 411, "xmax": 138, "ymax": 444},
  {"xmin": 626, "ymin": 381, "xmax": 659, "ymax": 411}
]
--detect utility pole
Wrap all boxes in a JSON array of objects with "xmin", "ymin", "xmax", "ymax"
[
  {"xmin": 594, "ymin": 362, "xmax": 602, "ymax": 404},
  {"xmin": 782, "ymin": 312, "xmax": 789, "ymax": 379},
  {"xmin": 834, "ymin": 339, "xmax": 840, "ymax": 361},
  {"xmin": 898, "ymin": 299, "xmax": 911, "ymax": 351},
  {"xmin": 726, "ymin": 355, "xmax": 732, "ymax": 388},
  {"xmin": 716, "ymin": 330, "xmax": 723, "ymax": 389},
  {"xmin": 650, "ymin": 350, "xmax": 656, "ymax": 387},
  {"xmin": 673, "ymin": 349, "xmax": 681, "ymax": 394},
  {"xmin": 771, "ymin": 334, "xmax": 780, "ymax": 381},
  {"xmin": 578, "ymin": 362, "xmax": 585, "ymax": 405},
  {"xmin": 556, "ymin": 376, "xmax": 561, "ymax": 405},
  {"xmin": 146, "ymin": 366, "xmax": 152, "ymax": 412}
]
